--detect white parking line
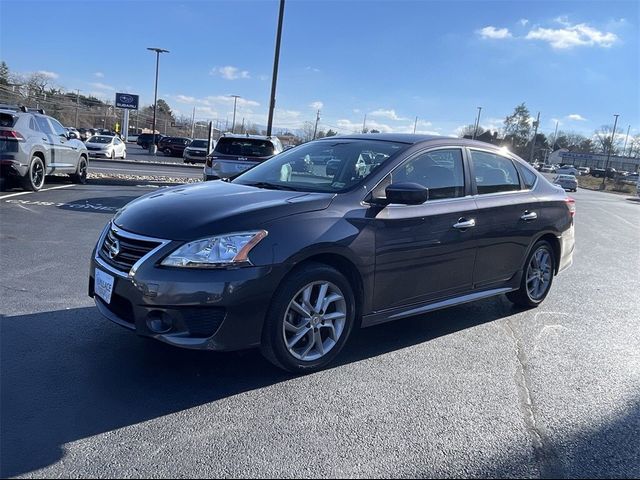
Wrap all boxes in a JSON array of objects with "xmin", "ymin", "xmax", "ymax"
[{"xmin": 0, "ymin": 184, "xmax": 75, "ymax": 200}]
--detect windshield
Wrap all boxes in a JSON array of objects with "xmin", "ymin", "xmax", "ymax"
[
  {"xmin": 233, "ymin": 139, "xmax": 407, "ymax": 193},
  {"xmin": 215, "ymin": 137, "xmax": 275, "ymax": 157},
  {"xmin": 189, "ymin": 140, "xmax": 208, "ymax": 148},
  {"xmin": 88, "ymin": 136, "xmax": 112, "ymax": 144}
]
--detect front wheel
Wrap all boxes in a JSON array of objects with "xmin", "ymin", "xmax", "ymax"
[
  {"xmin": 164, "ymin": 148, "xmax": 172, "ymax": 155},
  {"xmin": 507, "ymin": 240, "xmax": 555, "ymax": 308},
  {"xmin": 70, "ymin": 157, "xmax": 88, "ymax": 184},
  {"xmin": 121, "ymin": 149, "xmax": 127, "ymax": 159},
  {"xmin": 261, "ymin": 263, "xmax": 356, "ymax": 373}
]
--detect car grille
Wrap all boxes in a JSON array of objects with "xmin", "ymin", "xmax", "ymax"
[
  {"xmin": 87, "ymin": 146, "xmax": 101, "ymax": 151},
  {"xmin": 181, "ymin": 307, "xmax": 226, "ymax": 337},
  {"xmin": 99, "ymin": 226, "xmax": 163, "ymax": 274}
]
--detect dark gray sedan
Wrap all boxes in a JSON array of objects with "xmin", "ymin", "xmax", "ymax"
[
  {"xmin": 90, "ymin": 135, "xmax": 575, "ymax": 373},
  {"xmin": 553, "ymin": 174, "xmax": 578, "ymax": 192}
]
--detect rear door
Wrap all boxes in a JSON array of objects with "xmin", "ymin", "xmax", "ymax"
[
  {"xmin": 47, "ymin": 117, "xmax": 77, "ymax": 170},
  {"xmin": 469, "ymin": 149, "xmax": 540, "ymax": 288}
]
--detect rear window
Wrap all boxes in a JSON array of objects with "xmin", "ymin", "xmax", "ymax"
[
  {"xmin": 214, "ymin": 137, "xmax": 275, "ymax": 157},
  {"xmin": 0, "ymin": 113, "xmax": 16, "ymax": 127},
  {"xmin": 190, "ymin": 140, "xmax": 208, "ymax": 148}
]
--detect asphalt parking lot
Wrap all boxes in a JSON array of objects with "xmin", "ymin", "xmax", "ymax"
[{"xmin": 1, "ymin": 182, "xmax": 638, "ymax": 478}]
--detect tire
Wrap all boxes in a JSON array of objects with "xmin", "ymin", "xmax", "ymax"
[
  {"xmin": 22, "ymin": 155, "xmax": 46, "ymax": 191},
  {"xmin": 260, "ymin": 263, "xmax": 356, "ymax": 373},
  {"xmin": 70, "ymin": 157, "xmax": 88, "ymax": 184},
  {"xmin": 122, "ymin": 149, "xmax": 127, "ymax": 160},
  {"xmin": 164, "ymin": 148, "xmax": 172, "ymax": 156},
  {"xmin": 506, "ymin": 240, "xmax": 555, "ymax": 308}
]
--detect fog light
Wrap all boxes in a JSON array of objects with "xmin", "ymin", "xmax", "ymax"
[{"xmin": 146, "ymin": 311, "xmax": 173, "ymax": 333}]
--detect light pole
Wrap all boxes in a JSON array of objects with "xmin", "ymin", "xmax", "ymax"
[
  {"xmin": 601, "ymin": 114, "xmax": 619, "ymax": 189},
  {"xmin": 266, "ymin": 0, "xmax": 285, "ymax": 137},
  {"xmin": 147, "ymin": 47, "xmax": 169, "ymax": 154},
  {"xmin": 472, "ymin": 106, "xmax": 482, "ymax": 140},
  {"xmin": 528, "ymin": 111, "xmax": 540, "ymax": 164},
  {"xmin": 230, "ymin": 95, "xmax": 241, "ymax": 133}
]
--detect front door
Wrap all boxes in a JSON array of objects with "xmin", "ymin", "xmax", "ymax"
[{"xmin": 372, "ymin": 148, "xmax": 477, "ymax": 310}]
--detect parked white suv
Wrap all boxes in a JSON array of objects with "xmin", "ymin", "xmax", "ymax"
[{"xmin": 0, "ymin": 106, "xmax": 89, "ymax": 191}]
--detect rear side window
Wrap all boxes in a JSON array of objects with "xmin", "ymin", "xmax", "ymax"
[
  {"xmin": 518, "ymin": 165, "xmax": 538, "ymax": 189},
  {"xmin": 471, "ymin": 150, "xmax": 521, "ymax": 194},
  {"xmin": 393, "ymin": 148, "xmax": 465, "ymax": 200},
  {"xmin": 215, "ymin": 138, "xmax": 275, "ymax": 157}
]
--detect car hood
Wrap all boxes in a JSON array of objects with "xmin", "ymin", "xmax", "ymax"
[{"xmin": 113, "ymin": 181, "xmax": 335, "ymax": 241}]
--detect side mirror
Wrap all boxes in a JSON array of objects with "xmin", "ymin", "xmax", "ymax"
[{"xmin": 385, "ymin": 182, "xmax": 429, "ymax": 205}]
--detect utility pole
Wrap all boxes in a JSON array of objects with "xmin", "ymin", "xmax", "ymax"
[
  {"xmin": 622, "ymin": 124, "xmax": 631, "ymax": 158},
  {"xmin": 551, "ymin": 120, "xmax": 559, "ymax": 150},
  {"xmin": 267, "ymin": 0, "xmax": 286, "ymax": 136},
  {"xmin": 312, "ymin": 109, "xmax": 320, "ymax": 140},
  {"xmin": 362, "ymin": 113, "xmax": 367, "ymax": 133},
  {"xmin": 472, "ymin": 106, "xmax": 482, "ymax": 140},
  {"xmin": 230, "ymin": 95, "xmax": 241, "ymax": 133},
  {"xmin": 528, "ymin": 111, "xmax": 541, "ymax": 164},
  {"xmin": 601, "ymin": 114, "xmax": 619, "ymax": 189},
  {"xmin": 146, "ymin": 47, "xmax": 169, "ymax": 154},
  {"xmin": 241, "ymin": 117, "xmax": 245, "ymax": 134},
  {"xmin": 190, "ymin": 106, "xmax": 196, "ymax": 138},
  {"xmin": 413, "ymin": 116, "xmax": 418, "ymax": 134},
  {"xmin": 74, "ymin": 89, "xmax": 80, "ymax": 128}
]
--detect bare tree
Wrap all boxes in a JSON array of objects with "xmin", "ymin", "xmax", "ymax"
[
  {"xmin": 594, "ymin": 125, "xmax": 623, "ymax": 155},
  {"xmin": 458, "ymin": 124, "xmax": 486, "ymax": 138}
]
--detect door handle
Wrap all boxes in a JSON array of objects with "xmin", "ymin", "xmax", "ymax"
[
  {"xmin": 521, "ymin": 211, "xmax": 538, "ymax": 221},
  {"xmin": 453, "ymin": 218, "xmax": 476, "ymax": 230}
]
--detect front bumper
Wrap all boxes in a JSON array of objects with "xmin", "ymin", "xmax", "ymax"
[
  {"xmin": 88, "ymin": 227, "xmax": 285, "ymax": 351},
  {"xmin": 88, "ymin": 150, "xmax": 112, "ymax": 158}
]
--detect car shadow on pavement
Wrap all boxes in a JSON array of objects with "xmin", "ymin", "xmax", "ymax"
[{"xmin": 1, "ymin": 299, "xmax": 518, "ymax": 477}]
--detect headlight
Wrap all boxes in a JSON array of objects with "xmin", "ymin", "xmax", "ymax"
[{"xmin": 161, "ymin": 230, "xmax": 267, "ymax": 268}]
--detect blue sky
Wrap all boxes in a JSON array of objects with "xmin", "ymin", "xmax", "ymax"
[{"xmin": 1, "ymin": 0, "xmax": 638, "ymax": 137}]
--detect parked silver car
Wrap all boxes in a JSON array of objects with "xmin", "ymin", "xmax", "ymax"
[
  {"xmin": 85, "ymin": 135, "xmax": 127, "ymax": 159},
  {"xmin": 203, "ymin": 134, "xmax": 283, "ymax": 180},
  {"xmin": 183, "ymin": 139, "xmax": 211, "ymax": 164},
  {"xmin": 554, "ymin": 174, "xmax": 578, "ymax": 192},
  {"xmin": 0, "ymin": 106, "xmax": 89, "ymax": 191}
]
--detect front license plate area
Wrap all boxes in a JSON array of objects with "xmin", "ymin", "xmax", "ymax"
[{"xmin": 95, "ymin": 268, "xmax": 115, "ymax": 304}]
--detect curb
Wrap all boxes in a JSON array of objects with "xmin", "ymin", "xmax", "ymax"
[{"xmin": 89, "ymin": 158, "xmax": 203, "ymax": 169}]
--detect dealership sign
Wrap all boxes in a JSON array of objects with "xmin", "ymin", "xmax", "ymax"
[{"xmin": 115, "ymin": 93, "xmax": 139, "ymax": 110}]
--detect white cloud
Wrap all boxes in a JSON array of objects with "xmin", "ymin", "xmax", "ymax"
[
  {"xmin": 369, "ymin": 109, "xmax": 407, "ymax": 121},
  {"xmin": 525, "ymin": 22, "xmax": 617, "ymax": 49},
  {"xmin": 175, "ymin": 94, "xmax": 196, "ymax": 103},
  {"xmin": 210, "ymin": 66, "xmax": 250, "ymax": 80},
  {"xmin": 305, "ymin": 66, "xmax": 321, "ymax": 73},
  {"xmin": 567, "ymin": 114, "xmax": 587, "ymax": 121},
  {"xmin": 94, "ymin": 72, "xmax": 104, "ymax": 78},
  {"xmin": 519, "ymin": 19, "xmax": 529, "ymax": 27},
  {"xmin": 477, "ymin": 26, "xmax": 513, "ymax": 40},
  {"xmin": 205, "ymin": 95, "xmax": 259, "ymax": 107},
  {"xmin": 89, "ymin": 82, "xmax": 115, "ymax": 91},
  {"xmin": 37, "ymin": 70, "xmax": 59, "ymax": 79},
  {"xmin": 258, "ymin": 74, "xmax": 268, "ymax": 81},
  {"xmin": 309, "ymin": 101, "xmax": 323, "ymax": 110}
]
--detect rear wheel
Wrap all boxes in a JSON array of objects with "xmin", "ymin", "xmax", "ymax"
[
  {"xmin": 164, "ymin": 148, "xmax": 172, "ymax": 155},
  {"xmin": 507, "ymin": 240, "xmax": 555, "ymax": 308},
  {"xmin": 70, "ymin": 157, "xmax": 88, "ymax": 184},
  {"xmin": 23, "ymin": 155, "xmax": 45, "ymax": 191},
  {"xmin": 261, "ymin": 263, "xmax": 356, "ymax": 373}
]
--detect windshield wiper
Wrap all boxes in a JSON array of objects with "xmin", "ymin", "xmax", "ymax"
[{"xmin": 244, "ymin": 181, "xmax": 298, "ymax": 191}]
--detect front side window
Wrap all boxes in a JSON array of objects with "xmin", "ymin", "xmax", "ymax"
[
  {"xmin": 392, "ymin": 148, "xmax": 465, "ymax": 200},
  {"xmin": 471, "ymin": 150, "xmax": 520, "ymax": 194},
  {"xmin": 234, "ymin": 139, "xmax": 407, "ymax": 193},
  {"xmin": 49, "ymin": 118, "xmax": 67, "ymax": 137}
]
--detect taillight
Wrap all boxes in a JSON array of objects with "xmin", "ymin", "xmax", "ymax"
[
  {"xmin": 565, "ymin": 197, "xmax": 576, "ymax": 217},
  {"xmin": 0, "ymin": 130, "xmax": 25, "ymax": 141}
]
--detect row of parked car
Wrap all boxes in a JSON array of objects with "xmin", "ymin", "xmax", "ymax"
[{"xmin": 535, "ymin": 162, "xmax": 638, "ymax": 180}]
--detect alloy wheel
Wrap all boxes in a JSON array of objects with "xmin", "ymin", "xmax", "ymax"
[
  {"xmin": 282, "ymin": 281, "xmax": 347, "ymax": 362},
  {"xmin": 31, "ymin": 158, "xmax": 44, "ymax": 189},
  {"xmin": 526, "ymin": 247, "xmax": 552, "ymax": 300}
]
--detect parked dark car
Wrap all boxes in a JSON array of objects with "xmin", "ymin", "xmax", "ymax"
[
  {"xmin": 136, "ymin": 133, "xmax": 164, "ymax": 149},
  {"xmin": 591, "ymin": 167, "xmax": 617, "ymax": 179},
  {"xmin": 90, "ymin": 135, "xmax": 575, "ymax": 373},
  {"xmin": 158, "ymin": 136, "xmax": 192, "ymax": 157}
]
